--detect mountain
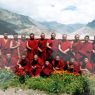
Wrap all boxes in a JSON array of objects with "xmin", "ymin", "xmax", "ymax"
[
  {"xmin": 40, "ymin": 21, "xmax": 85, "ymax": 34},
  {"xmin": 0, "ymin": 7, "xmax": 95, "ymax": 37},
  {"xmin": 69, "ymin": 19, "xmax": 95, "ymax": 37},
  {"xmin": 87, "ymin": 19, "xmax": 95, "ymax": 28},
  {"xmin": 0, "ymin": 8, "xmax": 51, "ymax": 35},
  {"xmin": 0, "ymin": 20, "xmax": 16, "ymax": 34}
]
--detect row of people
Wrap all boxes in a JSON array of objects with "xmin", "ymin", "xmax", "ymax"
[
  {"xmin": 0, "ymin": 33, "xmax": 95, "ymax": 74},
  {"xmin": 16, "ymin": 54, "xmax": 92, "ymax": 77}
]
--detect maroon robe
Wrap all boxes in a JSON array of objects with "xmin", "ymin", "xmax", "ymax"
[
  {"xmin": 10, "ymin": 39, "xmax": 20, "ymax": 59},
  {"xmin": 29, "ymin": 58, "xmax": 44, "ymax": 76},
  {"xmin": 72, "ymin": 40, "xmax": 83, "ymax": 62},
  {"xmin": 80, "ymin": 61, "xmax": 92, "ymax": 72},
  {"xmin": 59, "ymin": 40, "xmax": 72, "ymax": 61},
  {"xmin": 38, "ymin": 39, "xmax": 47, "ymax": 60},
  {"xmin": 0, "ymin": 38, "xmax": 10, "ymax": 56},
  {"xmin": 52, "ymin": 59, "xmax": 65, "ymax": 70},
  {"xmin": 42, "ymin": 62, "xmax": 53, "ymax": 76},
  {"xmin": 79, "ymin": 42, "xmax": 93, "ymax": 60},
  {"xmin": 46, "ymin": 39, "xmax": 59, "ymax": 60},
  {"xmin": 3, "ymin": 57, "xmax": 17, "ymax": 71},
  {"xmin": 26, "ymin": 39, "xmax": 38, "ymax": 62},
  {"xmin": 19, "ymin": 39, "xmax": 27, "ymax": 56}
]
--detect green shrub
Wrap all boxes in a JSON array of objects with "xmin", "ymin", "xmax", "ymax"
[{"xmin": 0, "ymin": 69, "xmax": 94, "ymax": 95}]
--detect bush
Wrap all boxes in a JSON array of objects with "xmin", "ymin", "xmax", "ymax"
[
  {"xmin": 0, "ymin": 69, "xmax": 94, "ymax": 95},
  {"xmin": 24, "ymin": 74, "xmax": 89, "ymax": 95}
]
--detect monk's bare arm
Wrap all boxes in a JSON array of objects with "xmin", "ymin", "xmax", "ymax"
[
  {"xmin": 58, "ymin": 44, "xmax": 65, "ymax": 53},
  {"xmin": 26, "ymin": 41, "xmax": 32, "ymax": 50},
  {"xmin": 10, "ymin": 41, "xmax": 20, "ymax": 49},
  {"xmin": 38, "ymin": 47, "xmax": 42, "ymax": 52},
  {"xmin": 47, "ymin": 42, "xmax": 51, "ymax": 49}
]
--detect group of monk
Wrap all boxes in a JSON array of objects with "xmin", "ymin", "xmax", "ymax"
[{"xmin": 0, "ymin": 32, "xmax": 95, "ymax": 77}]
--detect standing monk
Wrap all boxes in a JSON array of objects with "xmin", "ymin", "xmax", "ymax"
[
  {"xmin": 38, "ymin": 33, "xmax": 47, "ymax": 61},
  {"xmin": 72, "ymin": 34, "xmax": 83, "ymax": 62},
  {"xmin": 19, "ymin": 34, "xmax": 27, "ymax": 57},
  {"xmin": 10, "ymin": 34, "xmax": 20, "ymax": 60},
  {"xmin": 91, "ymin": 36, "xmax": 95, "ymax": 73},
  {"xmin": 58, "ymin": 34, "xmax": 72, "ymax": 61},
  {"xmin": 46, "ymin": 33, "xmax": 59, "ymax": 62},
  {"xmin": 0, "ymin": 33, "xmax": 10, "ymax": 57},
  {"xmin": 79, "ymin": 35, "xmax": 93, "ymax": 61},
  {"xmin": 26, "ymin": 33, "xmax": 38, "ymax": 63}
]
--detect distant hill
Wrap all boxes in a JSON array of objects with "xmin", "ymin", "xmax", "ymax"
[
  {"xmin": 0, "ymin": 20, "xmax": 16, "ymax": 34},
  {"xmin": 40, "ymin": 21, "xmax": 85, "ymax": 34},
  {"xmin": 87, "ymin": 19, "xmax": 95, "ymax": 28},
  {"xmin": 0, "ymin": 7, "xmax": 95, "ymax": 37}
]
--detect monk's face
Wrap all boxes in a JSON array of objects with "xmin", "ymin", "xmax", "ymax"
[
  {"xmin": 30, "ymin": 34, "xmax": 34, "ymax": 40},
  {"xmin": 51, "ymin": 33, "xmax": 56, "ymax": 39},
  {"xmin": 41, "ymin": 34, "xmax": 45, "ymax": 39},
  {"xmin": 4, "ymin": 33, "xmax": 8, "ymax": 39},
  {"xmin": 6, "ymin": 54, "xmax": 11, "ymax": 60},
  {"xmin": 34, "ymin": 55, "xmax": 38, "ymax": 60},
  {"xmin": 75, "ymin": 35, "xmax": 80, "ymax": 41},
  {"xmin": 62, "ymin": 34, "xmax": 67, "ymax": 40},
  {"xmin": 13, "ymin": 35, "xmax": 18, "ymax": 40},
  {"xmin": 55, "ymin": 56, "xmax": 60, "ymax": 61},
  {"xmin": 45, "ymin": 61, "xmax": 49, "ymax": 65},
  {"xmin": 70, "ymin": 58, "xmax": 75, "ymax": 63},
  {"xmin": 22, "ymin": 55, "xmax": 26, "ymax": 60},
  {"xmin": 84, "ymin": 58, "xmax": 88, "ymax": 63},
  {"xmin": 84, "ymin": 36, "xmax": 89, "ymax": 42},
  {"xmin": 21, "ymin": 34, "xmax": 26, "ymax": 41}
]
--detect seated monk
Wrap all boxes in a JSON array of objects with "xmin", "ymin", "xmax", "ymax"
[
  {"xmin": 52, "ymin": 55, "xmax": 65, "ymax": 71},
  {"xmin": 41, "ymin": 61, "xmax": 53, "ymax": 77},
  {"xmin": 4, "ymin": 53, "xmax": 17, "ymax": 71},
  {"xmin": 17, "ymin": 55, "xmax": 30, "ymax": 74},
  {"xmin": 67, "ymin": 57, "xmax": 80, "ymax": 74},
  {"xmin": 80, "ymin": 57, "xmax": 92, "ymax": 75},
  {"xmin": 29, "ymin": 54, "xmax": 44, "ymax": 77}
]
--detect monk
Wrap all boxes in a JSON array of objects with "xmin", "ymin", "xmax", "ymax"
[
  {"xmin": 17, "ymin": 54, "xmax": 30, "ymax": 75},
  {"xmin": 29, "ymin": 54, "xmax": 44, "ymax": 77},
  {"xmin": 10, "ymin": 34, "xmax": 20, "ymax": 60},
  {"xmin": 26, "ymin": 33, "xmax": 38, "ymax": 63},
  {"xmin": 79, "ymin": 35, "xmax": 93, "ymax": 61},
  {"xmin": 4, "ymin": 53, "xmax": 17, "ymax": 71},
  {"xmin": 80, "ymin": 57, "xmax": 92, "ymax": 75},
  {"xmin": 91, "ymin": 36, "xmax": 95, "ymax": 73},
  {"xmin": 52, "ymin": 55, "xmax": 65, "ymax": 71},
  {"xmin": 58, "ymin": 34, "xmax": 72, "ymax": 61},
  {"xmin": 67, "ymin": 57, "xmax": 80, "ymax": 74},
  {"xmin": 0, "ymin": 33, "xmax": 10, "ymax": 57},
  {"xmin": 19, "ymin": 34, "xmax": 27, "ymax": 56},
  {"xmin": 72, "ymin": 34, "xmax": 83, "ymax": 62},
  {"xmin": 38, "ymin": 33, "xmax": 47, "ymax": 61},
  {"xmin": 46, "ymin": 33, "xmax": 59, "ymax": 62},
  {"xmin": 41, "ymin": 61, "xmax": 53, "ymax": 77},
  {"xmin": 0, "ymin": 55, "xmax": 5, "ymax": 69}
]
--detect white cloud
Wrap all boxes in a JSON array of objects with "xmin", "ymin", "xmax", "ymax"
[{"xmin": 0, "ymin": 0, "xmax": 95, "ymax": 24}]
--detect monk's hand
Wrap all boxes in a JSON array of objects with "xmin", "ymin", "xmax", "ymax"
[
  {"xmin": 17, "ymin": 42, "xmax": 20, "ymax": 47},
  {"xmin": 39, "ymin": 48, "xmax": 42, "ymax": 52},
  {"xmin": 92, "ymin": 50, "xmax": 95, "ymax": 53},
  {"xmin": 86, "ymin": 50, "xmax": 90, "ymax": 53}
]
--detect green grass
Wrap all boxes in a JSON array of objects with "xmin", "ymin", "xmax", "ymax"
[{"xmin": 0, "ymin": 69, "xmax": 94, "ymax": 95}]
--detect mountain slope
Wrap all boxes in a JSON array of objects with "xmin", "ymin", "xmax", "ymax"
[
  {"xmin": 0, "ymin": 20, "xmax": 16, "ymax": 34},
  {"xmin": 40, "ymin": 21, "xmax": 85, "ymax": 34}
]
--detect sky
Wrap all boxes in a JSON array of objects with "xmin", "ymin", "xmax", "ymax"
[{"xmin": 0, "ymin": 0, "xmax": 95, "ymax": 24}]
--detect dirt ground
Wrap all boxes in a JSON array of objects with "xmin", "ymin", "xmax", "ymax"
[{"xmin": 0, "ymin": 88, "xmax": 69, "ymax": 95}]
